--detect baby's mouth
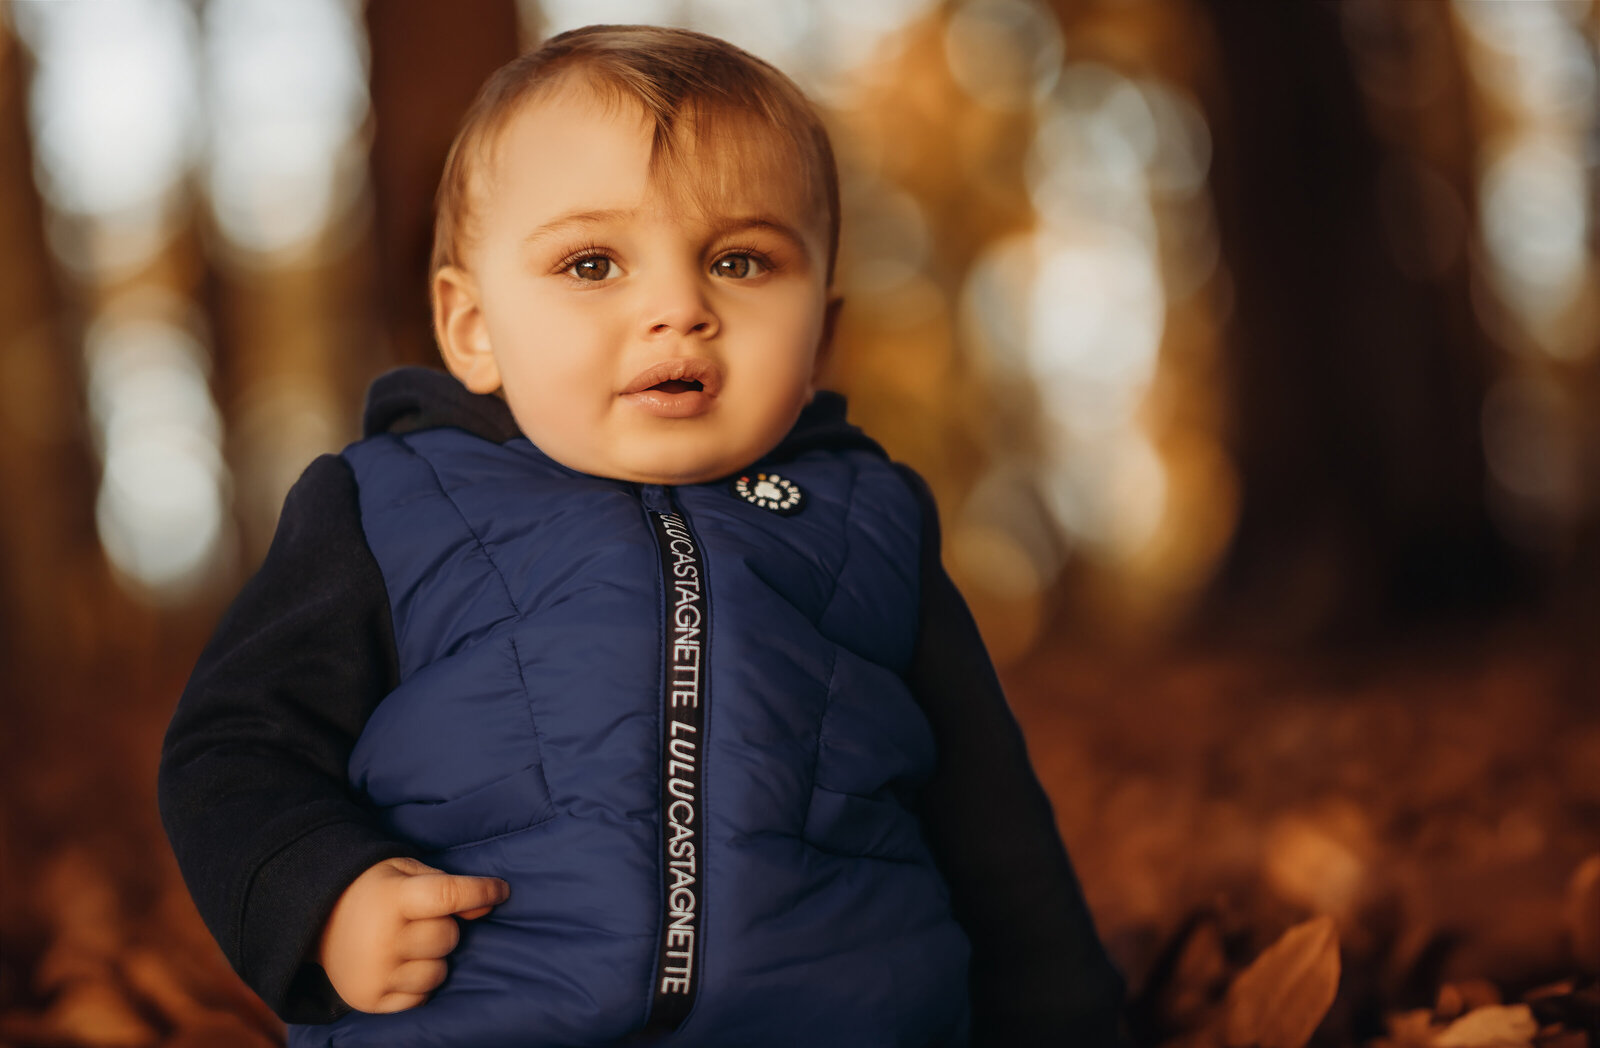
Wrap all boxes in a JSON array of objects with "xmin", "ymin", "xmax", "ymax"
[
  {"xmin": 651, "ymin": 379, "xmax": 703, "ymax": 394},
  {"xmin": 620, "ymin": 358, "xmax": 721, "ymax": 419},
  {"xmin": 621, "ymin": 359, "xmax": 722, "ymax": 398}
]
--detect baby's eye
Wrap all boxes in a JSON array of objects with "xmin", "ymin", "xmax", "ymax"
[
  {"xmin": 566, "ymin": 254, "xmax": 619, "ymax": 282},
  {"xmin": 711, "ymin": 253, "xmax": 768, "ymax": 279}
]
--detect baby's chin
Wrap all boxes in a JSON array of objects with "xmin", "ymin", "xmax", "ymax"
[
  {"xmin": 536, "ymin": 439, "xmax": 772, "ymax": 487},
  {"xmin": 597, "ymin": 453, "xmax": 766, "ymax": 487}
]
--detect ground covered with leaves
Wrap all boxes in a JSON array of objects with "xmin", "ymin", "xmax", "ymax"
[
  {"xmin": 0, "ymin": 623, "xmax": 1595, "ymax": 1047},
  {"xmin": 1008, "ymin": 623, "xmax": 1599, "ymax": 1047}
]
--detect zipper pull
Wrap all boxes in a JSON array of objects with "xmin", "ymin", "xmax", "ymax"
[{"xmin": 638, "ymin": 483, "xmax": 676, "ymax": 515}]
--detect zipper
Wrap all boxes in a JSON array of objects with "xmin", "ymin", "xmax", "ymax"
[{"xmin": 641, "ymin": 484, "xmax": 708, "ymax": 1033}]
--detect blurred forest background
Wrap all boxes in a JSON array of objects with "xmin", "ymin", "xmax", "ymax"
[{"xmin": 0, "ymin": 1, "xmax": 1597, "ymax": 1046}]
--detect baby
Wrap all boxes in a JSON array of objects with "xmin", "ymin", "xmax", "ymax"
[{"xmin": 160, "ymin": 24, "xmax": 1124, "ymax": 1048}]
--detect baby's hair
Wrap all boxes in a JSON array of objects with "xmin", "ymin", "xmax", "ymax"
[{"xmin": 430, "ymin": 24, "xmax": 841, "ymax": 283}]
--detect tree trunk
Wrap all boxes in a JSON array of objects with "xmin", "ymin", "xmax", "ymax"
[
  {"xmin": 366, "ymin": 0, "xmax": 521, "ymax": 368},
  {"xmin": 1193, "ymin": 0, "xmax": 1516, "ymax": 644}
]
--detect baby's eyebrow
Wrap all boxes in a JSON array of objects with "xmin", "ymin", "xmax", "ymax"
[
  {"xmin": 709, "ymin": 216, "xmax": 810, "ymax": 255},
  {"xmin": 522, "ymin": 209, "xmax": 632, "ymax": 246},
  {"xmin": 522, "ymin": 211, "xmax": 812, "ymax": 257}
]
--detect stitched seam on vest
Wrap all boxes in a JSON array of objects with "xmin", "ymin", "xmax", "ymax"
[
  {"xmin": 387, "ymin": 763, "xmax": 558, "ymax": 851},
  {"xmin": 800, "ymin": 645, "xmax": 841, "ymax": 833},
  {"xmin": 800, "ymin": 835, "xmax": 925, "ymax": 867},
  {"xmin": 505, "ymin": 635, "xmax": 555, "ymax": 809},
  {"xmin": 814, "ymin": 454, "xmax": 862, "ymax": 627},
  {"xmin": 434, "ymin": 806, "xmax": 560, "ymax": 852},
  {"xmin": 403, "ymin": 435, "xmax": 524, "ymax": 620}
]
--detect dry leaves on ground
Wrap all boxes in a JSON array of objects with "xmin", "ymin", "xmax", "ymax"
[{"xmin": 1224, "ymin": 915, "xmax": 1343, "ymax": 1048}]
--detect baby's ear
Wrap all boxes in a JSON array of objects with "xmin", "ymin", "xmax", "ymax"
[
  {"xmin": 433, "ymin": 266, "xmax": 501, "ymax": 394},
  {"xmin": 809, "ymin": 294, "xmax": 844, "ymax": 395}
]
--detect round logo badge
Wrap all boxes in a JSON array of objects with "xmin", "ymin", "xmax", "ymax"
[{"xmin": 731, "ymin": 472, "xmax": 805, "ymax": 515}]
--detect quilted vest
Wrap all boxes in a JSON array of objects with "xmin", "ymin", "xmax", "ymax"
[{"xmin": 286, "ymin": 427, "xmax": 971, "ymax": 1048}]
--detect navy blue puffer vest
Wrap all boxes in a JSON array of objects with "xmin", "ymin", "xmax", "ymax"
[{"xmin": 287, "ymin": 426, "xmax": 971, "ymax": 1048}]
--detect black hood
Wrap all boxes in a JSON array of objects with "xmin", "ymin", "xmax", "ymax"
[{"xmin": 361, "ymin": 367, "xmax": 886, "ymax": 466}]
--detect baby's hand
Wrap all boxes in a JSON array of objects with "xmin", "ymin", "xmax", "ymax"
[{"xmin": 317, "ymin": 856, "xmax": 510, "ymax": 1013}]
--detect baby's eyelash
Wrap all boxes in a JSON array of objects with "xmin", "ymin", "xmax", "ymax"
[
  {"xmin": 713, "ymin": 245, "xmax": 779, "ymax": 272},
  {"xmin": 549, "ymin": 242, "xmax": 780, "ymax": 279},
  {"xmin": 552, "ymin": 243, "xmax": 612, "ymax": 273}
]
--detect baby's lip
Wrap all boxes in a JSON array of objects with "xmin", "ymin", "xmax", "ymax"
[{"xmin": 620, "ymin": 358, "xmax": 722, "ymax": 398}]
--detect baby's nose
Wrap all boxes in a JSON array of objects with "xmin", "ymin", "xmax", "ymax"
[
  {"xmin": 650, "ymin": 315, "xmax": 715, "ymax": 336},
  {"xmin": 643, "ymin": 275, "xmax": 720, "ymax": 338}
]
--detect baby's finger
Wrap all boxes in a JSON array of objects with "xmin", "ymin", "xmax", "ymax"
[
  {"xmin": 397, "ymin": 916, "xmax": 460, "ymax": 960},
  {"xmin": 398, "ymin": 873, "xmax": 510, "ymax": 921},
  {"xmin": 388, "ymin": 958, "xmax": 448, "ymax": 996}
]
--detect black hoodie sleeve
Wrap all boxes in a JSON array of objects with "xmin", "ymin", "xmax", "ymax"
[
  {"xmin": 158, "ymin": 453, "xmax": 416, "ymax": 1024},
  {"xmin": 897, "ymin": 465, "xmax": 1126, "ymax": 1047}
]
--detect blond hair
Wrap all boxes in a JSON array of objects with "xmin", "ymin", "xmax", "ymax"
[{"xmin": 430, "ymin": 24, "xmax": 840, "ymax": 282}]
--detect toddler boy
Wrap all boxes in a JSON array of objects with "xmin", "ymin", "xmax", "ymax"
[{"xmin": 160, "ymin": 24, "xmax": 1123, "ymax": 1048}]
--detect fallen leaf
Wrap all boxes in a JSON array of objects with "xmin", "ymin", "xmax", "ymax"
[
  {"xmin": 1523, "ymin": 981, "xmax": 1599, "ymax": 1035},
  {"xmin": 1224, "ymin": 915, "xmax": 1341, "ymax": 1048},
  {"xmin": 1523, "ymin": 981, "xmax": 1575, "ymax": 1003},
  {"xmin": 1433, "ymin": 1004, "xmax": 1538, "ymax": 1048},
  {"xmin": 164, "ymin": 1014, "xmax": 280, "ymax": 1048},
  {"xmin": 1382, "ymin": 1008, "xmax": 1439, "ymax": 1048},
  {"xmin": 120, "ymin": 947, "xmax": 204, "ymax": 1025},
  {"xmin": 1531, "ymin": 1031, "xmax": 1588, "ymax": 1048},
  {"xmin": 1567, "ymin": 856, "xmax": 1600, "ymax": 973},
  {"xmin": 38, "ymin": 979, "xmax": 158, "ymax": 1047},
  {"xmin": 1451, "ymin": 981, "xmax": 1505, "ymax": 1013},
  {"xmin": 1161, "ymin": 915, "xmax": 1232, "ymax": 1028}
]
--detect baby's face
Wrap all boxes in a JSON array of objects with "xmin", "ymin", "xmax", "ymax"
[{"xmin": 435, "ymin": 81, "xmax": 835, "ymax": 485}]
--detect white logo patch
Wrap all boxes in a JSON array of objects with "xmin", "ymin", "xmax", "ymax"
[{"xmin": 731, "ymin": 472, "xmax": 804, "ymax": 515}]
